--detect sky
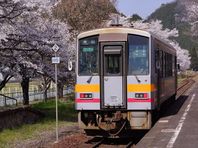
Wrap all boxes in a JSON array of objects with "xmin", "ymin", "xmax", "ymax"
[{"xmin": 117, "ymin": 0, "xmax": 175, "ymax": 19}]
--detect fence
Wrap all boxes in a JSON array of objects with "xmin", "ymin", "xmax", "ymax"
[{"xmin": 0, "ymin": 88, "xmax": 73, "ymax": 107}]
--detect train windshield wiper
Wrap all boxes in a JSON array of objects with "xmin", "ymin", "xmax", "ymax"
[
  {"xmin": 134, "ymin": 75, "xmax": 141, "ymax": 83},
  {"xmin": 87, "ymin": 73, "xmax": 98, "ymax": 84}
]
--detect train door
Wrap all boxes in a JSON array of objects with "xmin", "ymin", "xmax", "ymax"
[{"xmin": 100, "ymin": 42, "xmax": 127, "ymax": 109}]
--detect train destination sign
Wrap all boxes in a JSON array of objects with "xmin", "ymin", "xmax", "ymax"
[{"xmin": 83, "ymin": 47, "xmax": 94, "ymax": 52}]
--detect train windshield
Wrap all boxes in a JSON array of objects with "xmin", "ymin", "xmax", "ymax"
[
  {"xmin": 128, "ymin": 35, "xmax": 149, "ymax": 75},
  {"xmin": 79, "ymin": 36, "xmax": 98, "ymax": 75}
]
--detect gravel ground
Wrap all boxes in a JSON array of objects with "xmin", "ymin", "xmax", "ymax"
[
  {"xmin": 13, "ymin": 125, "xmax": 80, "ymax": 148},
  {"xmin": 53, "ymin": 133, "xmax": 91, "ymax": 148},
  {"xmin": 52, "ymin": 130, "xmax": 142, "ymax": 148}
]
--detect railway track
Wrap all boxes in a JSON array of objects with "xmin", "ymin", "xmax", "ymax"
[
  {"xmin": 176, "ymin": 78, "xmax": 195, "ymax": 99},
  {"xmin": 91, "ymin": 137, "xmax": 135, "ymax": 148},
  {"xmin": 92, "ymin": 138, "xmax": 105, "ymax": 148}
]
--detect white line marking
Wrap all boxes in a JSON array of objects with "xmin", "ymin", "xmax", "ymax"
[
  {"xmin": 166, "ymin": 94, "xmax": 196, "ymax": 148},
  {"xmin": 161, "ymin": 129, "xmax": 176, "ymax": 133},
  {"xmin": 159, "ymin": 120, "xmax": 169, "ymax": 123}
]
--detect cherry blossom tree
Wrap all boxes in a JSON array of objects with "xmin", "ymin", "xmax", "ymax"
[
  {"xmin": 170, "ymin": 42, "xmax": 191, "ymax": 70},
  {"xmin": 0, "ymin": 0, "xmax": 75, "ymax": 104},
  {"xmin": 0, "ymin": 55, "xmax": 17, "ymax": 90},
  {"xmin": 0, "ymin": 0, "xmax": 25, "ymax": 90},
  {"xmin": 107, "ymin": 15, "xmax": 191, "ymax": 70},
  {"xmin": 0, "ymin": 0, "xmax": 24, "ymax": 40},
  {"xmin": 13, "ymin": 6, "xmax": 74, "ymax": 102}
]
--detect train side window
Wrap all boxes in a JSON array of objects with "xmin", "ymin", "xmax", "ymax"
[
  {"xmin": 165, "ymin": 52, "xmax": 168, "ymax": 77},
  {"xmin": 155, "ymin": 50, "xmax": 160, "ymax": 73},
  {"xmin": 172, "ymin": 55, "xmax": 175, "ymax": 76},
  {"xmin": 155, "ymin": 49, "xmax": 164, "ymax": 78},
  {"xmin": 164, "ymin": 52, "xmax": 173, "ymax": 77},
  {"xmin": 175, "ymin": 56, "xmax": 177, "ymax": 74},
  {"xmin": 164, "ymin": 52, "xmax": 167, "ymax": 77},
  {"xmin": 162, "ymin": 51, "xmax": 166, "ymax": 78},
  {"xmin": 160, "ymin": 50, "xmax": 164, "ymax": 78}
]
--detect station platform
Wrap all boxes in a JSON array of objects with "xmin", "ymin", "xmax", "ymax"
[{"xmin": 137, "ymin": 80, "xmax": 198, "ymax": 148}]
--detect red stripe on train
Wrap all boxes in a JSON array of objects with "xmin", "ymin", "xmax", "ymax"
[
  {"xmin": 75, "ymin": 98, "xmax": 154, "ymax": 103},
  {"xmin": 128, "ymin": 98, "xmax": 154, "ymax": 102},
  {"xmin": 75, "ymin": 98, "xmax": 100, "ymax": 103}
]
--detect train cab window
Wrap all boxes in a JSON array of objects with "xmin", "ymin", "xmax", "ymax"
[
  {"xmin": 128, "ymin": 35, "xmax": 149, "ymax": 75},
  {"xmin": 78, "ymin": 36, "xmax": 98, "ymax": 75}
]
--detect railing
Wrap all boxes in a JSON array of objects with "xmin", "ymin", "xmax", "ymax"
[
  {"xmin": 0, "ymin": 94, "xmax": 17, "ymax": 106},
  {"xmin": 0, "ymin": 88, "xmax": 74, "ymax": 107}
]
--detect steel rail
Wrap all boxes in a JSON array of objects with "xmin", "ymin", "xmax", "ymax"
[
  {"xmin": 176, "ymin": 79, "xmax": 195, "ymax": 99},
  {"xmin": 92, "ymin": 138, "xmax": 105, "ymax": 148}
]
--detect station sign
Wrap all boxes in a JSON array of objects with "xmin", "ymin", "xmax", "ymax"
[
  {"xmin": 52, "ymin": 44, "xmax": 60, "ymax": 52},
  {"xmin": 52, "ymin": 57, "xmax": 60, "ymax": 64}
]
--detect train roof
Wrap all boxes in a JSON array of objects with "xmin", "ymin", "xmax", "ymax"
[
  {"xmin": 77, "ymin": 27, "xmax": 151, "ymax": 39},
  {"xmin": 78, "ymin": 27, "xmax": 176, "ymax": 53},
  {"xmin": 152, "ymin": 34, "xmax": 176, "ymax": 54}
]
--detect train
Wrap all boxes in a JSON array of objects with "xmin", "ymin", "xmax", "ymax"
[{"xmin": 75, "ymin": 26, "xmax": 177, "ymax": 137}]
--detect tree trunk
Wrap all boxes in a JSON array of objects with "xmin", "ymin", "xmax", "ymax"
[
  {"xmin": 21, "ymin": 77, "xmax": 30, "ymax": 105},
  {"xmin": 43, "ymin": 89, "xmax": 48, "ymax": 102},
  {"xmin": 58, "ymin": 83, "xmax": 63, "ymax": 98},
  {"xmin": 42, "ymin": 76, "xmax": 51, "ymax": 102},
  {"xmin": 0, "ymin": 75, "xmax": 13, "ymax": 91}
]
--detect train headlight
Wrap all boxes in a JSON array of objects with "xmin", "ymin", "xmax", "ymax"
[
  {"xmin": 135, "ymin": 93, "xmax": 148, "ymax": 99},
  {"xmin": 80, "ymin": 93, "xmax": 93, "ymax": 99}
]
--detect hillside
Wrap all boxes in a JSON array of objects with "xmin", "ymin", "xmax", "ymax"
[{"xmin": 148, "ymin": 0, "xmax": 198, "ymax": 69}]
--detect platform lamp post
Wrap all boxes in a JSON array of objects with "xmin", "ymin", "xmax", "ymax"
[{"xmin": 52, "ymin": 44, "xmax": 60, "ymax": 142}]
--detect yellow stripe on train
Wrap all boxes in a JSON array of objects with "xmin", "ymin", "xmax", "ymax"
[
  {"xmin": 127, "ymin": 84, "xmax": 156, "ymax": 92},
  {"xmin": 75, "ymin": 84, "xmax": 100, "ymax": 92},
  {"xmin": 75, "ymin": 84, "xmax": 156, "ymax": 93}
]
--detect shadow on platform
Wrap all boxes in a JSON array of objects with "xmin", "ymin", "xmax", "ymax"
[{"xmin": 160, "ymin": 95, "xmax": 188, "ymax": 118}]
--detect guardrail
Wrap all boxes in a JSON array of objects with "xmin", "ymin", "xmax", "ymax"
[{"xmin": 0, "ymin": 94, "xmax": 17, "ymax": 106}]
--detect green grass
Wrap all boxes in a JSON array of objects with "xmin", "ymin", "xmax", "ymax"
[
  {"xmin": 32, "ymin": 100, "xmax": 77, "ymax": 121},
  {"xmin": 0, "ymin": 99, "xmax": 77, "ymax": 148}
]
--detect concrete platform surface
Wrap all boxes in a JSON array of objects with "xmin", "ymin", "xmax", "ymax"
[{"xmin": 137, "ymin": 82, "xmax": 198, "ymax": 148}]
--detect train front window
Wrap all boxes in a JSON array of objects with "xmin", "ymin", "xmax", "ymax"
[
  {"xmin": 128, "ymin": 35, "xmax": 149, "ymax": 75},
  {"xmin": 79, "ymin": 36, "xmax": 98, "ymax": 75}
]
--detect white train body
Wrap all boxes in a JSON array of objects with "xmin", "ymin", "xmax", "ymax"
[{"xmin": 75, "ymin": 27, "xmax": 177, "ymax": 137}]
